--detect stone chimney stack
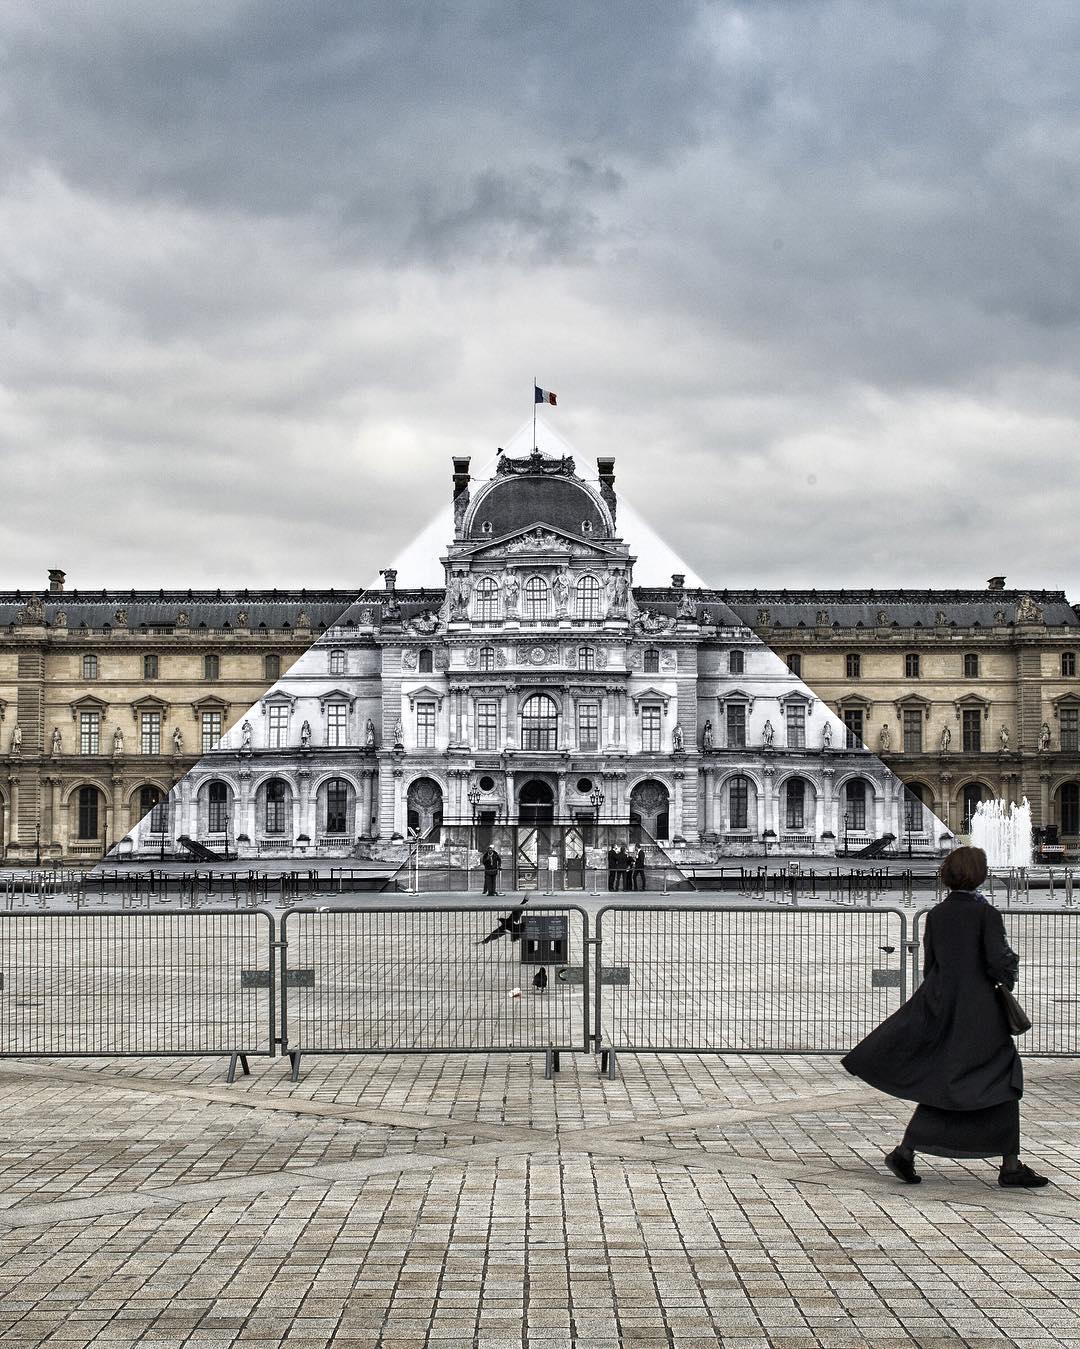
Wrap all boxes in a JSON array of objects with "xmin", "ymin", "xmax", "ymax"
[
  {"xmin": 379, "ymin": 568, "xmax": 397, "ymax": 593},
  {"xmin": 987, "ymin": 576, "xmax": 1006, "ymax": 591},
  {"xmin": 48, "ymin": 568, "xmax": 66, "ymax": 593},
  {"xmin": 597, "ymin": 457, "xmax": 616, "ymax": 524},
  {"xmin": 671, "ymin": 573, "xmax": 685, "ymax": 590},
  {"xmin": 452, "ymin": 457, "xmax": 471, "ymax": 504}
]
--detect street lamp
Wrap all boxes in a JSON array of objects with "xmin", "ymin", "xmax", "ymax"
[
  {"xmin": 467, "ymin": 784, "xmax": 481, "ymax": 848},
  {"xmin": 590, "ymin": 786, "xmax": 604, "ymax": 844},
  {"xmin": 224, "ymin": 811, "xmax": 232, "ymax": 864},
  {"xmin": 842, "ymin": 811, "xmax": 850, "ymax": 857}
]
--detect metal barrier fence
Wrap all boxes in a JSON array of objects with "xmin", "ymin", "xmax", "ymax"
[
  {"xmin": 592, "ymin": 905, "xmax": 909, "ymax": 1076},
  {"xmin": 280, "ymin": 905, "xmax": 590, "ymax": 1079},
  {"xmin": 0, "ymin": 910, "xmax": 275, "ymax": 1080},
  {"xmin": 912, "ymin": 907, "xmax": 1080, "ymax": 1056}
]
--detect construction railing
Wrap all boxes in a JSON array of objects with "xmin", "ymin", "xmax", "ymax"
[
  {"xmin": 0, "ymin": 909, "xmax": 274, "ymax": 1081},
  {"xmin": 279, "ymin": 904, "xmax": 590, "ymax": 1079},
  {"xmin": 592, "ymin": 904, "xmax": 910, "ymax": 1076}
]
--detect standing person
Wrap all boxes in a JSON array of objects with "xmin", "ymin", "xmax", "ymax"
[
  {"xmin": 633, "ymin": 845, "xmax": 647, "ymax": 892},
  {"xmin": 842, "ymin": 846, "xmax": 1049, "ymax": 1189},
  {"xmin": 620, "ymin": 844, "xmax": 634, "ymax": 893},
  {"xmin": 607, "ymin": 843, "xmax": 619, "ymax": 892},
  {"xmin": 480, "ymin": 844, "xmax": 501, "ymax": 897}
]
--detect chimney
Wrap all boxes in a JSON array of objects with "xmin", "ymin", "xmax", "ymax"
[
  {"xmin": 452, "ymin": 456, "xmax": 471, "ymax": 504},
  {"xmin": 671, "ymin": 573, "xmax": 685, "ymax": 590},
  {"xmin": 987, "ymin": 576, "xmax": 1006, "ymax": 591},
  {"xmin": 379, "ymin": 568, "xmax": 397, "ymax": 593},
  {"xmin": 597, "ymin": 456, "xmax": 616, "ymax": 524},
  {"xmin": 48, "ymin": 568, "xmax": 66, "ymax": 593}
]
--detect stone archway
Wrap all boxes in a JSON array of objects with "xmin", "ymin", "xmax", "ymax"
[
  {"xmin": 630, "ymin": 779, "xmax": 669, "ymax": 841},
  {"xmin": 518, "ymin": 779, "xmax": 554, "ymax": 824},
  {"xmin": 407, "ymin": 777, "xmax": 444, "ymax": 839}
]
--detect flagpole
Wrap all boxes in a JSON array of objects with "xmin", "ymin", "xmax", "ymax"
[{"xmin": 532, "ymin": 374, "xmax": 537, "ymax": 450}]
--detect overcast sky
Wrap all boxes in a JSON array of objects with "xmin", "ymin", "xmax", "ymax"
[{"xmin": 2, "ymin": 1, "xmax": 1079, "ymax": 599}]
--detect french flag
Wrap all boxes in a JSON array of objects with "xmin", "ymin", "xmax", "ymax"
[{"xmin": 534, "ymin": 385, "xmax": 557, "ymax": 406}]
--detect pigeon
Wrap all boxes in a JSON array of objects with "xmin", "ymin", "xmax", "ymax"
[
  {"xmin": 532, "ymin": 966, "xmax": 548, "ymax": 993},
  {"xmin": 879, "ymin": 945, "xmax": 896, "ymax": 955},
  {"xmin": 478, "ymin": 904, "xmax": 529, "ymax": 945}
]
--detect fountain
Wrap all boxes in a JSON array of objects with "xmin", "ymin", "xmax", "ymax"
[{"xmin": 970, "ymin": 797, "xmax": 1033, "ymax": 871}]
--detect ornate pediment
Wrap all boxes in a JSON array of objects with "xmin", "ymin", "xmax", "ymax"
[
  {"xmin": 453, "ymin": 522, "xmax": 623, "ymax": 562},
  {"xmin": 317, "ymin": 687, "xmax": 357, "ymax": 710},
  {"xmin": 404, "ymin": 684, "xmax": 445, "ymax": 710}
]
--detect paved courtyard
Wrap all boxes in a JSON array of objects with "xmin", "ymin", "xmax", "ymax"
[{"xmin": 0, "ymin": 1045, "xmax": 1078, "ymax": 1349}]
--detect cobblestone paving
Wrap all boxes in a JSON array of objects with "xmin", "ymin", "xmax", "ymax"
[{"xmin": 0, "ymin": 1052, "xmax": 1078, "ymax": 1348}]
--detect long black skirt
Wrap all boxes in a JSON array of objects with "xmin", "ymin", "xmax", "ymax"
[{"xmin": 902, "ymin": 1099, "xmax": 1020, "ymax": 1159}]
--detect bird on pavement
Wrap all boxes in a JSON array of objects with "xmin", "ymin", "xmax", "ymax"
[{"xmin": 532, "ymin": 966, "xmax": 548, "ymax": 993}]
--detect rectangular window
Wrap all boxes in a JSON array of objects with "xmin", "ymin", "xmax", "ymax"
[
  {"xmin": 729, "ymin": 777, "xmax": 748, "ymax": 830},
  {"xmin": 416, "ymin": 702, "xmax": 436, "ymax": 749},
  {"xmin": 845, "ymin": 653, "xmax": 861, "ymax": 679},
  {"xmin": 79, "ymin": 711, "xmax": 100, "ymax": 755},
  {"xmin": 326, "ymin": 703, "xmax": 348, "ymax": 747},
  {"xmin": 1061, "ymin": 708, "xmax": 1079, "ymax": 752},
  {"xmin": 143, "ymin": 654, "xmax": 159, "ymax": 679},
  {"xmin": 902, "ymin": 709, "xmax": 923, "ymax": 753},
  {"xmin": 267, "ymin": 705, "xmax": 289, "ymax": 749},
  {"xmin": 1063, "ymin": 652, "xmax": 1077, "ymax": 677},
  {"xmin": 787, "ymin": 654, "xmax": 801, "ymax": 677},
  {"xmin": 963, "ymin": 653, "xmax": 980, "ymax": 678},
  {"xmin": 578, "ymin": 647, "xmax": 596, "ymax": 671},
  {"xmin": 843, "ymin": 708, "xmax": 864, "ymax": 750},
  {"xmin": 208, "ymin": 795, "xmax": 228, "ymax": 833},
  {"xmin": 962, "ymin": 708, "xmax": 981, "ymax": 752},
  {"xmin": 476, "ymin": 701, "xmax": 498, "ymax": 751},
  {"xmin": 204, "ymin": 654, "xmax": 220, "ymax": 680},
  {"xmin": 726, "ymin": 704, "xmax": 746, "ymax": 747},
  {"xmin": 140, "ymin": 711, "xmax": 161, "ymax": 755},
  {"xmin": 83, "ymin": 654, "xmax": 99, "ymax": 680},
  {"xmin": 577, "ymin": 702, "xmax": 599, "ymax": 751},
  {"xmin": 786, "ymin": 704, "xmax": 806, "ymax": 749},
  {"xmin": 643, "ymin": 649, "xmax": 659, "ymax": 674},
  {"xmin": 905, "ymin": 653, "xmax": 920, "ymax": 678},
  {"xmin": 641, "ymin": 705, "xmax": 662, "ymax": 752},
  {"xmin": 728, "ymin": 649, "xmax": 744, "ymax": 674},
  {"xmin": 201, "ymin": 711, "xmax": 222, "ymax": 754}
]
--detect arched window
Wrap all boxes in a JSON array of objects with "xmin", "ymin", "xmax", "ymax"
[
  {"xmin": 329, "ymin": 649, "xmax": 345, "ymax": 675},
  {"xmin": 785, "ymin": 778, "xmax": 806, "ymax": 830},
  {"xmin": 524, "ymin": 577, "xmax": 548, "ymax": 621},
  {"xmin": 325, "ymin": 779, "xmax": 350, "ymax": 834},
  {"xmin": 578, "ymin": 646, "xmax": 596, "ymax": 671},
  {"xmin": 1061, "ymin": 782, "xmax": 1079, "ymax": 835},
  {"xmin": 729, "ymin": 776, "xmax": 750, "ymax": 830},
  {"xmin": 520, "ymin": 694, "xmax": 558, "ymax": 751},
  {"xmin": 903, "ymin": 782, "xmax": 927, "ymax": 835},
  {"xmin": 474, "ymin": 577, "xmax": 499, "ymax": 622},
  {"xmin": 204, "ymin": 653, "xmax": 220, "ymax": 680},
  {"xmin": 265, "ymin": 779, "xmax": 288, "ymax": 834},
  {"xmin": 644, "ymin": 648, "xmax": 660, "ymax": 674},
  {"xmin": 418, "ymin": 648, "xmax": 434, "ymax": 674},
  {"xmin": 728, "ymin": 649, "xmax": 744, "ymax": 674},
  {"xmin": 962, "ymin": 782, "xmax": 991, "ymax": 832},
  {"xmin": 576, "ymin": 575, "xmax": 601, "ymax": 620},
  {"xmin": 77, "ymin": 785, "xmax": 100, "ymax": 840},
  {"xmin": 265, "ymin": 654, "xmax": 281, "ymax": 681},
  {"xmin": 207, "ymin": 781, "xmax": 229, "ymax": 833},
  {"xmin": 479, "ymin": 646, "xmax": 496, "ymax": 672},
  {"xmin": 83, "ymin": 654, "xmax": 99, "ymax": 680},
  {"xmin": 844, "ymin": 778, "xmax": 867, "ymax": 831},
  {"xmin": 139, "ymin": 784, "xmax": 167, "ymax": 834}
]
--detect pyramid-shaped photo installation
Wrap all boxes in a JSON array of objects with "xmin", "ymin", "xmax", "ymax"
[{"xmin": 106, "ymin": 424, "xmax": 949, "ymax": 883}]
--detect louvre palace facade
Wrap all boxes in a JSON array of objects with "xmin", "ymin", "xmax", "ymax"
[{"xmin": 1, "ymin": 450, "xmax": 1078, "ymax": 866}]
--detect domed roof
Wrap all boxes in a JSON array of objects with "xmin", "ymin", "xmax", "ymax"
[{"xmin": 464, "ymin": 453, "xmax": 612, "ymax": 540}]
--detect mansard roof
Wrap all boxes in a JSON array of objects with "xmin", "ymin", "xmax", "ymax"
[{"xmin": 463, "ymin": 450, "xmax": 613, "ymax": 541}]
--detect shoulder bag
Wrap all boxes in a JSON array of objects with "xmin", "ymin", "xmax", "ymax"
[{"xmin": 995, "ymin": 983, "xmax": 1032, "ymax": 1036}]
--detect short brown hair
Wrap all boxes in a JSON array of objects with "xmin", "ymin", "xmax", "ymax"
[{"xmin": 940, "ymin": 845, "xmax": 988, "ymax": 891}]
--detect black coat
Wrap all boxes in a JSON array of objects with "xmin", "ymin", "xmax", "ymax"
[{"xmin": 842, "ymin": 891, "xmax": 1023, "ymax": 1111}]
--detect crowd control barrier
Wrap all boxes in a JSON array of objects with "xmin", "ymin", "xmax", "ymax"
[
  {"xmin": 592, "ymin": 905, "xmax": 910, "ymax": 1077},
  {"xmin": 279, "ymin": 905, "xmax": 590, "ymax": 1079},
  {"xmin": 0, "ymin": 910, "xmax": 275, "ymax": 1081}
]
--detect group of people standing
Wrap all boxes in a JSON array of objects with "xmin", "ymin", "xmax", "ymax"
[{"xmin": 607, "ymin": 843, "xmax": 647, "ymax": 891}]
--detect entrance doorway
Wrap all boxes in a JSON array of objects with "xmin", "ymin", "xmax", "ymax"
[
  {"xmin": 515, "ymin": 780, "xmax": 555, "ymax": 890},
  {"xmin": 518, "ymin": 779, "xmax": 554, "ymax": 823}
]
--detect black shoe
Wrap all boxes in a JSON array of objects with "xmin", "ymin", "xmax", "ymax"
[
  {"xmin": 884, "ymin": 1148, "xmax": 921, "ymax": 1184},
  {"xmin": 999, "ymin": 1163, "xmax": 1049, "ymax": 1188}
]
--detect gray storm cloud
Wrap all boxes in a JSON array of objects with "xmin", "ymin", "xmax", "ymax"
[{"xmin": 1, "ymin": 1, "xmax": 1078, "ymax": 597}]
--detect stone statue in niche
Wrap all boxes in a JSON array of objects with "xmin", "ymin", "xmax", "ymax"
[
  {"xmin": 552, "ymin": 570, "xmax": 571, "ymax": 617},
  {"xmin": 300, "ymin": 720, "xmax": 312, "ymax": 749},
  {"xmin": 51, "ymin": 726, "xmax": 62, "ymax": 756},
  {"xmin": 671, "ymin": 722, "xmax": 685, "ymax": 752},
  {"xmin": 762, "ymin": 720, "xmax": 774, "ymax": 749},
  {"xmin": 702, "ymin": 719, "xmax": 713, "ymax": 751},
  {"xmin": 1039, "ymin": 722, "xmax": 1051, "ymax": 752},
  {"xmin": 365, "ymin": 718, "xmax": 377, "ymax": 748},
  {"xmin": 172, "ymin": 726, "xmax": 183, "ymax": 755},
  {"xmin": 450, "ymin": 571, "xmax": 472, "ymax": 619},
  {"xmin": 999, "ymin": 724, "xmax": 1010, "ymax": 752},
  {"xmin": 613, "ymin": 570, "xmax": 630, "ymax": 616},
  {"xmin": 940, "ymin": 724, "xmax": 951, "ymax": 753},
  {"xmin": 677, "ymin": 591, "xmax": 696, "ymax": 620},
  {"xmin": 240, "ymin": 720, "xmax": 253, "ymax": 753},
  {"xmin": 879, "ymin": 722, "xmax": 891, "ymax": 753},
  {"xmin": 112, "ymin": 726, "xmax": 124, "ymax": 756},
  {"xmin": 757, "ymin": 608, "xmax": 770, "ymax": 626},
  {"xmin": 10, "ymin": 724, "xmax": 21, "ymax": 754},
  {"xmin": 393, "ymin": 719, "xmax": 404, "ymax": 748},
  {"xmin": 503, "ymin": 572, "xmax": 520, "ymax": 617},
  {"xmin": 822, "ymin": 720, "xmax": 832, "ymax": 750}
]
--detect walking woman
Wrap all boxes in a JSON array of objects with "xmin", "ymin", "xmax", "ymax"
[{"xmin": 842, "ymin": 846, "xmax": 1049, "ymax": 1188}]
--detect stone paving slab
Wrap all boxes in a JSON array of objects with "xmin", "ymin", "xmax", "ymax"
[{"xmin": 0, "ymin": 1053, "xmax": 1077, "ymax": 1348}]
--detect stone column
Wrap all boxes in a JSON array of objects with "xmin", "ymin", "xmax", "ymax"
[
  {"xmin": 702, "ymin": 766, "xmax": 714, "ymax": 839},
  {"xmin": 672, "ymin": 770, "xmax": 685, "ymax": 839},
  {"xmin": 1040, "ymin": 772, "xmax": 1050, "ymax": 831},
  {"xmin": 6, "ymin": 776, "xmax": 18, "ymax": 846},
  {"xmin": 360, "ymin": 769, "xmax": 373, "ymax": 838},
  {"xmin": 504, "ymin": 766, "xmax": 516, "ymax": 824},
  {"xmin": 505, "ymin": 687, "xmax": 518, "ymax": 748},
  {"xmin": 392, "ymin": 767, "xmax": 406, "ymax": 838},
  {"xmin": 238, "ymin": 766, "xmax": 254, "ymax": 845},
  {"xmin": 762, "ymin": 766, "xmax": 775, "ymax": 837},
  {"xmin": 556, "ymin": 773, "xmax": 568, "ymax": 822}
]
